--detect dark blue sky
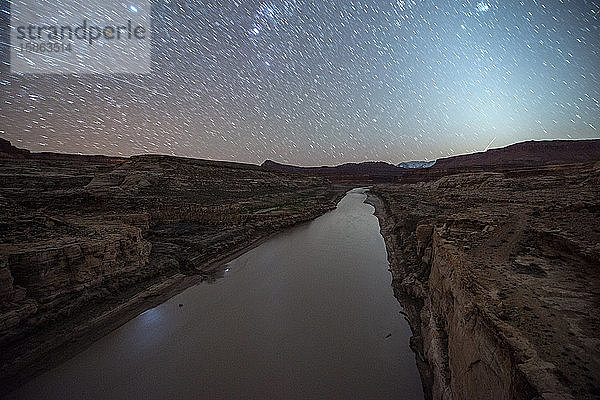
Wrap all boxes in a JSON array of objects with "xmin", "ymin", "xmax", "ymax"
[{"xmin": 1, "ymin": 0, "xmax": 599, "ymax": 165}]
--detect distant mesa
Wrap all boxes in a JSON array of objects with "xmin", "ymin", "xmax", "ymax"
[
  {"xmin": 262, "ymin": 159, "xmax": 401, "ymax": 176},
  {"xmin": 431, "ymin": 139, "xmax": 600, "ymax": 170},
  {"xmin": 264, "ymin": 139, "xmax": 600, "ymax": 177},
  {"xmin": 0, "ymin": 137, "xmax": 30, "ymax": 158},
  {"xmin": 397, "ymin": 161, "xmax": 436, "ymax": 169},
  {"xmin": 263, "ymin": 139, "xmax": 600, "ymax": 183},
  {"xmin": 0, "ymin": 137, "xmax": 121, "ymax": 164}
]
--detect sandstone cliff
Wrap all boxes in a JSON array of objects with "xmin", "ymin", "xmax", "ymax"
[
  {"xmin": 371, "ymin": 162, "xmax": 600, "ymax": 400},
  {"xmin": 0, "ymin": 147, "xmax": 343, "ymax": 393}
]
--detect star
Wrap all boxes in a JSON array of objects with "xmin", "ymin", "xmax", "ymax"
[{"xmin": 476, "ymin": 2, "xmax": 490, "ymax": 12}]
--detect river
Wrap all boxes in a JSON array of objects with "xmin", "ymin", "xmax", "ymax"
[{"xmin": 9, "ymin": 188, "xmax": 423, "ymax": 399}]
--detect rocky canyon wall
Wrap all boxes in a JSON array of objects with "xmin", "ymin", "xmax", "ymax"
[
  {"xmin": 0, "ymin": 149, "xmax": 343, "ymax": 393},
  {"xmin": 370, "ymin": 162, "xmax": 600, "ymax": 400}
]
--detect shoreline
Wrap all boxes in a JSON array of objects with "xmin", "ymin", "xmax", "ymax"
[
  {"xmin": 365, "ymin": 191, "xmax": 433, "ymax": 398},
  {"xmin": 2, "ymin": 193, "xmax": 349, "ymax": 396}
]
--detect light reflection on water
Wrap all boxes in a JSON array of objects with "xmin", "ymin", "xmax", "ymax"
[{"xmin": 9, "ymin": 188, "xmax": 423, "ymax": 400}]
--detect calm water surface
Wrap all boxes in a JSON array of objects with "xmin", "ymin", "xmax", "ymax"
[{"xmin": 10, "ymin": 188, "xmax": 423, "ymax": 400}]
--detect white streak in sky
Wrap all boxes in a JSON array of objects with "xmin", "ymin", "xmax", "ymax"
[{"xmin": 484, "ymin": 136, "xmax": 497, "ymax": 152}]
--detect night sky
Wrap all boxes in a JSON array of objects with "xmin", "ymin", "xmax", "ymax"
[{"xmin": 1, "ymin": 0, "xmax": 599, "ymax": 166}]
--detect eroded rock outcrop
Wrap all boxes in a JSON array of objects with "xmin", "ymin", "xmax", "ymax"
[{"xmin": 371, "ymin": 162, "xmax": 600, "ymax": 399}]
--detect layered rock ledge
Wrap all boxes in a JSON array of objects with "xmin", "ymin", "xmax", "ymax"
[
  {"xmin": 0, "ymin": 152, "xmax": 344, "ymax": 393},
  {"xmin": 369, "ymin": 162, "xmax": 600, "ymax": 400}
]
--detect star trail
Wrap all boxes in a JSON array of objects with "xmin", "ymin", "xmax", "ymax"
[{"xmin": 1, "ymin": 0, "xmax": 599, "ymax": 165}]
